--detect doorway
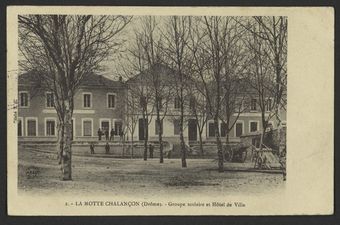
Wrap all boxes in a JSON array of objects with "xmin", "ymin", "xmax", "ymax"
[
  {"xmin": 188, "ymin": 119, "xmax": 197, "ymax": 141},
  {"xmin": 139, "ymin": 118, "xmax": 148, "ymax": 141}
]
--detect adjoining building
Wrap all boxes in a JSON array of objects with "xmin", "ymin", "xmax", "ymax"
[
  {"xmin": 18, "ymin": 65, "xmax": 286, "ymax": 145},
  {"xmin": 126, "ymin": 64, "xmax": 287, "ymax": 144},
  {"xmin": 18, "ymin": 72, "xmax": 127, "ymax": 142}
]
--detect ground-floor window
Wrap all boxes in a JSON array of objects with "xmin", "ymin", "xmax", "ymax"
[
  {"xmin": 155, "ymin": 119, "xmax": 163, "ymax": 135},
  {"xmin": 26, "ymin": 118, "xmax": 37, "ymax": 136},
  {"xmin": 220, "ymin": 122, "xmax": 227, "ymax": 137},
  {"xmin": 249, "ymin": 121, "xmax": 259, "ymax": 132},
  {"xmin": 114, "ymin": 121, "xmax": 123, "ymax": 136},
  {"xmin": 82, "ymin": 119, "xmax": 92, "ymax": 136},
  {"xmin": 45, "ymin": 119, "xmax": 56, "ymax": 136},
  {"xmin": 208, "ymin": 122, "xmax": 216, "ymax": 137},
  {"xmin": 18, "ymin": 118, "xmax": 23, "ymax": 136},
  {"xmin": 173, "ymin": 119, "xmax": 180, "ymax": 135},
  {"xmin": 235, "ymin": 121, "xmax": 243, "ymax": 137}
]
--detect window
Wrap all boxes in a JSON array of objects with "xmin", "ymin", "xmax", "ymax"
[
  {"xmin": 208, "ymin": 122, "xmax": 216, "ymax": 137},
  {"xmin": 266, "ymin": 98, "xmax": 272, "ymax": 112},
  {"xmin": 46, "ymin": 119, "xmax": 56, "ymax": 136},
  {"xmin": 220, "ymin": 122, "xmax": 227, "ymax": 137},
  {"xmin": 19, "ymin": 91, "xmax": 29, "ymax": 107},
  {"xmin": 83, "ymin": 93, "xmax": 92, "ymax": 108},
  {"xmin": 251, "ymin": 98, "xmax": 257, "ymax": 111},
  {"xmin": 236, "ymin": 97, "xmax": 244, "ymax": 112},
  {"xmin": 18, "ymin": 118, "xmax": 23, "ymax": 136},
  {"xmin": 26, "ymin": 118, "xmax": 37, "ymax": 136},
  {"xmin": 46, "ymin": 92, "xmax": 55, "ymax": 108},
  {"xmin": 250, "ymin": 121, "xmax": 258, "ymax": 132},
  {"xmin": 174, "ymin": 97, "xmax": 180, "ymax": 109},
  {"xmin": 235, "ymin": 122, "xmax": 243, "ymax": 137},
  {"xmin": 189, "ymin": 97, "xmax": 196, "ymax": 110},
  {"xmin": 173, "ymin": 119, "xmax": 180, "ymax": 135},
  {"xmin": 155, "ymin": 119, "xmax": 163, "ymax": 135},
  {"xmin": 107, "ymin": 93, "xmax": 116, "ymax": 108},
  {"xmin": 114, "ymin": 121, "xmax": 123, "ymax": 135},
  {"xmin": 82, "ymin": 120, "xmax": 92, "ymax": 136},
  {"xmin": 157, "ymin": 97, "xmax": 163, "ymax": 109},
  {"xmin": 140, "ymin": 96, "xmax": 146, "ymax": 108}
]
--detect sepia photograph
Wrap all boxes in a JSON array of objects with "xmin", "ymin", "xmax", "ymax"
[{"xmin": 7, "ymin": 6, "xmax": 333, "ymax": 216}]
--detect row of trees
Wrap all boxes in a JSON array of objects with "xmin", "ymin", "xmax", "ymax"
[
  {"xmin": 18, "ymin": 15, "xmax": 286, "ymax": 180},
  {"xmin": 121, "ymin": 16, "xmax": 287, "ymax": 172}
]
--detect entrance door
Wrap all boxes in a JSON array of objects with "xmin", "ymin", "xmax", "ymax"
[
  {"xmin": 188, "ymin": 119, "xmax": 197, "ymax": 141},
  {"xmin": 101, "ymin": 121, "xmax": 110, "ymax": 133},
  {"xmin": 139, "ymin": 118, "xmax": 147, "ymax": 140}
]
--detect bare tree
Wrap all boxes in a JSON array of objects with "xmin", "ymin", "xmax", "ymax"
[
  {"xmin": 18, "ymin": 15, "xmax": 131, "ymax": 180},
  {"xmin": 162, "ymin": 16, "xmax": 193, "ymax": 167},
  {"xmin": 242, "ymin": 16, "xmax": 287, "ymax": 151},
  {"xmin": 186, "ymin": 83, "xmax": 208, "ymax": 155},
  {"xmin": 128, "ymin": 17, "xmax": 173, "ymax": 163},
  {"xmin": 218, "ymin": 18, "xmax": 249, "ymax": 146}
]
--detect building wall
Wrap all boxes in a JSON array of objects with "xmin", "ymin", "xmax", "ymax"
[
  {"xmin": 130, "ymin": 95, "xmax": 287, "ymax": 144},
  {"xmin": 18, "ymin": 85, "xmax": 126, "ymax": 142}
]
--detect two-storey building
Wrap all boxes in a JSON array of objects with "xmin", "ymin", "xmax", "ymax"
[
  {"xmin": 18, "ymin": 72, "xmax": 127, "ymax": 142},
  {"xmin": 126, "ymin": 64, "xmax": 287, "ymax": 144}
]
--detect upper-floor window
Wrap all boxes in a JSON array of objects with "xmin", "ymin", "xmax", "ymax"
[
  {"xmin": 235, "ymin": 97, "xmax": 244, "ymax": 112},
  {"xmin": 189, "ymin": 97, "xmax": 196, "ymax": 110},
  {"xmin": 157, "ymin": 97, "xmax": 163, "ymax": 110},
  {"xmin": 140, "ymin": 96, "xmax": 146, "ymax": 108},
  {"xmin": 46, "ymin": 92, "xmax": 55, "ymax": 108},
  {"xmin": 83, "ymin": 93, "xmax": 92, "ymax": 108},
  {"xmin": 251, "ymin": 98, "xmax": 257, "ymax": 111},
  {"xmin": 107, "ymin": 93, "xmax": 116, "ymax": 108},
  {"xmin": 174, "ymin": 97, "xmax": 180, "ymax": 109},
  {"xmin": 266, "ymin": 98, "xmax": 272, "ymax": 112},
  {"xmin": 19, "ymin": 91, "xmax": 29, "ymax": 108}
]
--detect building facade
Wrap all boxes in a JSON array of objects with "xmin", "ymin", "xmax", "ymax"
[
  {"xmin": 18, "ymin": 72, "xmax": 127, "ymax": 142},
  {"xmin": 126, "ymin": 65, "xmax": 287, "ymax": 144},
  {"xmin": 18, "ymin": 68, "xmax": 286, "ymax": 144}
]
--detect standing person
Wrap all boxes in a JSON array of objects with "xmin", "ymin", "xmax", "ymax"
[
  {"xmin": 90, "ymin": 143, "xmax": 95, "ymax": 154},
  {"xmin": 149, "ymin": 143, "xmax": 154, "ymax": 159},
  {"xmin": 105, "ymin": 142, "xmax": 110, "ymax": 154},
  {"xmin": 110, "ymin": 128, "xmax": 115, "ymax": 141},
  {"xmin": 97, "ymin": 128, "xmax": 102, "ymax": 141},
  {"xmin": 105, "ymin": 129, "xmax": 109, "ymax": 141}
]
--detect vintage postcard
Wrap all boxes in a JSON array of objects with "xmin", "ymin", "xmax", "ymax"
[{"xmin": 7, "ymin": 6, "xmax": 333, "ymax": 215}]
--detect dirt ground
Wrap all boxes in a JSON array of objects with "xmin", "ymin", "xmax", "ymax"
[{"xmin": 18, "ymin": 148, "xmax": 285, "ymax": 197}]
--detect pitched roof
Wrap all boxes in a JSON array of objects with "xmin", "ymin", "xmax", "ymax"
[
  {"xmin": 126, "ymin": 63, "xmax": 194, "ymax": 85},
  {"xmin": 18, "ymin": 71, "xmax": 125, "ymax": 88}
]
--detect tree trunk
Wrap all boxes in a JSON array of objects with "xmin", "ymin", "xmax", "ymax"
[
  {"xmin": 143, "ymin": 115, "xmax": 148, "ymax": 161},
  {"xmin": 180, "ymin": 104, "xmax": 187, "ymax": 168},
  {"xmin": 198, "ymin": 130, "xmax": 204, "ymax": 156},
  {"xmin": 215, "ymin": 118, "xmax": 224, "ymax": 173},
  {"xmin": 180, "ymin": 129, "xmax": 187, "ymax": 168},
  {"xmin": 57, "ymin": 123, "xmax": 64, "ymax": 165},
  {"xmin": 131, "ymin": 133, "xmax": 134, "ymax": 159},
  {"xmin": 157, "ymin": 117, "xmax": 164, "ymax": 164},
  {"xmin": 61, "ymin": 109, "xmax": 72, "ymax": 180}
]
